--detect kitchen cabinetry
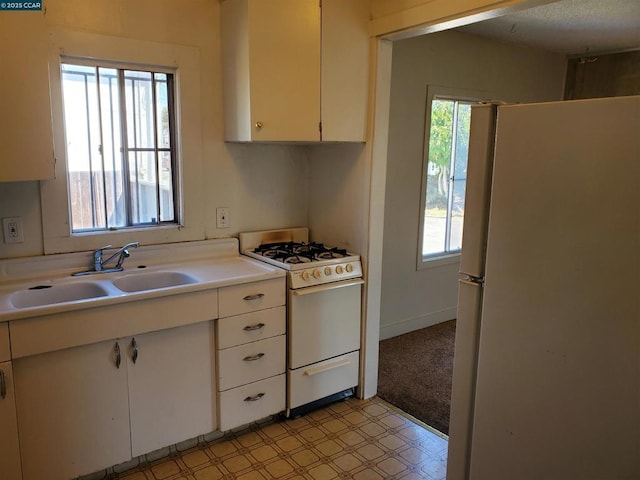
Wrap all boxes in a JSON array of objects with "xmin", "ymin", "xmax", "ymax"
[
  {"xmin": 0, "ymin": 362, "xmax": 21, "ymax": 480},
  {"xmin": 127, "ymin": 322, "xmax": 215, "ymax": 457},
  {"xmin": 14, "ymin": 339, "xmax": 131, "ymax": 480},
  {"xmin": 220, "ymin": 0, "xmax": 369, "ymax": 142},
  {"xmin": 216, "ymin": 279, "xmax": 286, "ymax": 430},
  {"xmin": 0, "ymin": 11, "xmax": 55, "ymax": 181},
  {"xmin": 0, "ymin": 322, "xmax": 21, "ymax": 480},
  {"xmin": 13, "ymin": 321, "xmax": 215, "ymax": 480}
]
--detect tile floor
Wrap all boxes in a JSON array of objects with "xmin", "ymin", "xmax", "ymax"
[{"xmin": 112, "ymin": 397, "xmax": 448, "ymax": 480}]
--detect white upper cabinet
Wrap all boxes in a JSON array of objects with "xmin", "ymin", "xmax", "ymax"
[
  {"xmin": 0, "ymin": 11, "xmax": 55, "ymax": 181},
  {"xmin": 221, "ymin": 0, "xmax": 369, "ymax": 142},
  {"xmin": 320, "ymin": 0, "xmax": 370, "ymax": 142}
]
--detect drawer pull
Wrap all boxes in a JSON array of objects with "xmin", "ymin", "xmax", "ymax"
[
  {"xmin": 243, "ymin": 323, "xmax": 266, "ymax": 332},
  {"xmin": 244, "ymin": 392, "xmax": 265, "ymax": 402},
  {"xmin": 243, "ymin": 293, "xmax": 265, "ymax": 301},
  {"xmin": 0, "ymin": 369, "xmax": 6, "ymax": 399},
  {"xmin": 243, "ymin": 353, "xmax": 265, "ymax": 362},
  {"xmin": 304, "ymin": 358, "xmax": 351, "ymax": 377}
]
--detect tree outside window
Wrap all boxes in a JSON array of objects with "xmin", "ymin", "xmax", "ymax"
[{"xmin": 422, "ymin": 97, "xmax": 473, "ymax": 257}]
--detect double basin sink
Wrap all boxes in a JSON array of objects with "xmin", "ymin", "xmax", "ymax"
[{"xmin": 10, "ymin": 271, "xmax": 199, "ymax": 309}]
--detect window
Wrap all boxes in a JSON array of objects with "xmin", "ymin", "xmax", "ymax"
[
  {"xmin": 61, "ymin": 62, "xmax": 177, "ymax": 232},
  {"xmin": 420, "ymin": 93, "xmax": 475, "ymax": 261}
]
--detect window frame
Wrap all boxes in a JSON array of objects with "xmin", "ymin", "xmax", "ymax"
[
  {"xmin": 60, "ymin": 60, "xmax": 180, "ymax": 232},
  {"xmin": 41, "ymin": 29, "xmax": 204, "ymax": 254},
  {"xmin": 417, "ymin": 85, "xmax": 490, "ymax": 270}
]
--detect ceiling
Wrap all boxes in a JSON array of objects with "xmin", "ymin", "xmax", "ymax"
[{"xmin": 457, "ymin": 0, "xmax": 640, "ymax": 56}]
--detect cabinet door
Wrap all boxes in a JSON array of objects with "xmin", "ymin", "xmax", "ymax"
[
  {"xmin": 0, "ymin": 361, "xmax": 21, "ymax": 480},
  {"xmin": 14, "ymin": 341, "xmax": 131, "ymax": 480},
  {"xmin": 247, "ymin": 0, "xmax": 321, "ymax": 141},
  {"xmin": 321, "ymin": 0, "xmax": 369, "ymax": 141},
  {"xmin": 0, "ymin": 11, "xmax": 55, "ymax": 181},
  {"xmin": 127, "ymin": 321, "xmax": 215, "ymax": 457}
]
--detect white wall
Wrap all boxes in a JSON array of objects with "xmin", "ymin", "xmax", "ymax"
[
  {"xmin": 380, "ymin": 30, "xmax": 567, "ymax": 339},
  {"xmin": 0, "ymin": 0, "xmax": 308, "ymax": 260},
  {"xmin": 307, "ymin": 144, "xmax": 368, "ymax": 255}
]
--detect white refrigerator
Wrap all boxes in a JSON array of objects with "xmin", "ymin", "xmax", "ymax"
[{"xmin": 447, "ymin": 96, "xmax": 640, "ymax": 480}]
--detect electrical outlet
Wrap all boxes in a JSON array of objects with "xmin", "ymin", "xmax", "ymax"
[
  {"xmin": 2, "ymin": 217, "xmax": 24, "ymax": 244},
  {"xmin": 216, "ymin": 207, "xmax": 230, "ymax": 229}
]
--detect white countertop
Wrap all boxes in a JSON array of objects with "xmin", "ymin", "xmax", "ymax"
[{"xmin": 0, "ymin": 239, "xmax": 285, "ymax": 322}]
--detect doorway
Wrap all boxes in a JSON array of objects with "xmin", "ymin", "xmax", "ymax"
[{"xmin": 373, "ymin": 25, "xmax": 567, "ymax": 435}]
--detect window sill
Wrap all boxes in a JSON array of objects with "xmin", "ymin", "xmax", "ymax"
[
  {"xmin": 417, "ymin": 252, "xmax": 461, "ymax": 271},
  {"xmin": 71, "ymin": 224, "xmax": 181, "ymax": 238}
]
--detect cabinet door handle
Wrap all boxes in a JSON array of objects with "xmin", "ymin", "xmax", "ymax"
[
  {"xmin": 115, "ymin": 342, "xmax": 121, "ymax": 369},
  {"xmin": 244, "ymin": 392, "xmax": 265, "ymax": 402},
  {"xmin": 243, "ymin": 293, "xmax": 264, "ymax": 301},
  {"xmin": 243, "ymin": 323, "xmax": 265, "ymax": 331},
  {"xmin": 131, "ymin": 337, "xmax": 138, "ymax": 364},
  {"xmin": 243, "ymin": 353, "xmax": 265, "ymax": 362},
  {"xmin": 0, "ymin": 369, "xmax": 6, "ymax": 400}
]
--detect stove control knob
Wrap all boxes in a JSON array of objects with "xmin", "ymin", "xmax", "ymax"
[
  {"xmin": 312, "ymin": 269, "xmax": 321, "ymax": 279},
  {"xmin": 324, "ymin": 267, "xmax": 332, "ymax": 276},
  {"xmin": 346, "ymin": 263, "xmax": 354, "ymax": 273},
  {"xmin": 335, "ymin": 265, "xmax": 344, "ymax": 274},
  {"xmin": 301, "ymin": 271, "xmax": 310, "ymax": 281}
]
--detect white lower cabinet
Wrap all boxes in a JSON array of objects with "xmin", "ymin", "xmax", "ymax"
[
  {"xmin": 218, "ymin": 335, "xmax": 285, "ymax": 391},
  {"xmin": 128, "ymin": 321, "xmax": 215, "ymax": 457},
  {"xmin": 217, "ymin": 279, "xmax": 287, "ymax": 431},
  {"xmin": 0, "ymin": 361, "xmax": 22, "ymax": 480},
  {"xmin": 14, "ymin": 340, "xmax": 131, "ymax": 480},
  {"xmin": 13, "ymin": 321, "xmax": 216, "ymax": 480},
  {"xmin": 219, "ymin": 374, "xmax": 285, "ymax": 431}
]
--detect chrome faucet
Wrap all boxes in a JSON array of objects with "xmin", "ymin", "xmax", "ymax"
[{"xmin": 73, "ymin": 242, "xmax": 140, "ymax": 276}]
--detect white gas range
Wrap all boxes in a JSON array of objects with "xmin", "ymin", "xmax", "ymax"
[{"xmin": 239, "ymin": 227, "xmax": 363, "ymax": 417}]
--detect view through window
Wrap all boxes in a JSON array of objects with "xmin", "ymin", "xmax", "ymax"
[
  {"xmin": 61, "ymin": 62, "xmax": 177, "ymax": 232},
  {"xmin": 422, "ymin": 97, "xmax": 473, "ymax": 257}
]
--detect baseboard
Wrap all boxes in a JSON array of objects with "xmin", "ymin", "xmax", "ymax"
[{"xmin": 379, "ymin": 307, "xmax": 457, "ymax": 340}]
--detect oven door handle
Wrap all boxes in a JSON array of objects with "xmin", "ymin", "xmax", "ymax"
[
  {"xmin": 291, "ymin": 279, "xmax": 364, "ymax": 296},
  {"xmin": 304, "ymin": 358, "xmax": 351, "ymax": 376}
]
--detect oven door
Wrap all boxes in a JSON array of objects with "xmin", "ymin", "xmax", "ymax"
[{"xmin": 288, "ymin": 279, "xmax": 363, "ymax": 369}]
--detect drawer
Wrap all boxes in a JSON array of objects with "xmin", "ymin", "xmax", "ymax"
[
  {"xmin": 218, "ymin": 335, "xmax": 285, "ymax": 391},
  {"xmin": 288, "ymin": 351, "xmax": 359, "ymax": 410},
  {"xmin": 217, "ymin": 306, "xmax": 285, "ymax": 349},
  {"xmin": 0, "ymin": 323, "xmax": 10, "ymax": 362},
  {"xmin": 219, "ymin": 374, "xmax": 285, "ymax": 431},
  {"xmin": 218, "ymin": 278, "xmax": 285, "ymax": 318}
]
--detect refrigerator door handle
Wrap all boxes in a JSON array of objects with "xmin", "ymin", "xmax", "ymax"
[{"xmin": 462, "ymin": 275, "xmax": 484, "ymax": 285}]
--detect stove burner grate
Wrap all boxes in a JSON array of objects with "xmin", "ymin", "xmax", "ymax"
[{"xmin": 253, "ymin": 241, "xmax": 348, "ymax": 263}]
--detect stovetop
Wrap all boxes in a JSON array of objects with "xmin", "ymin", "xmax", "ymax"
[
  {"xmin": 239, "ymin": 228, "xmax": 363, "ymax": 288},
  {"xmin": 252, "ymin": 241, "xmax": 350, "ymax": 265}
]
